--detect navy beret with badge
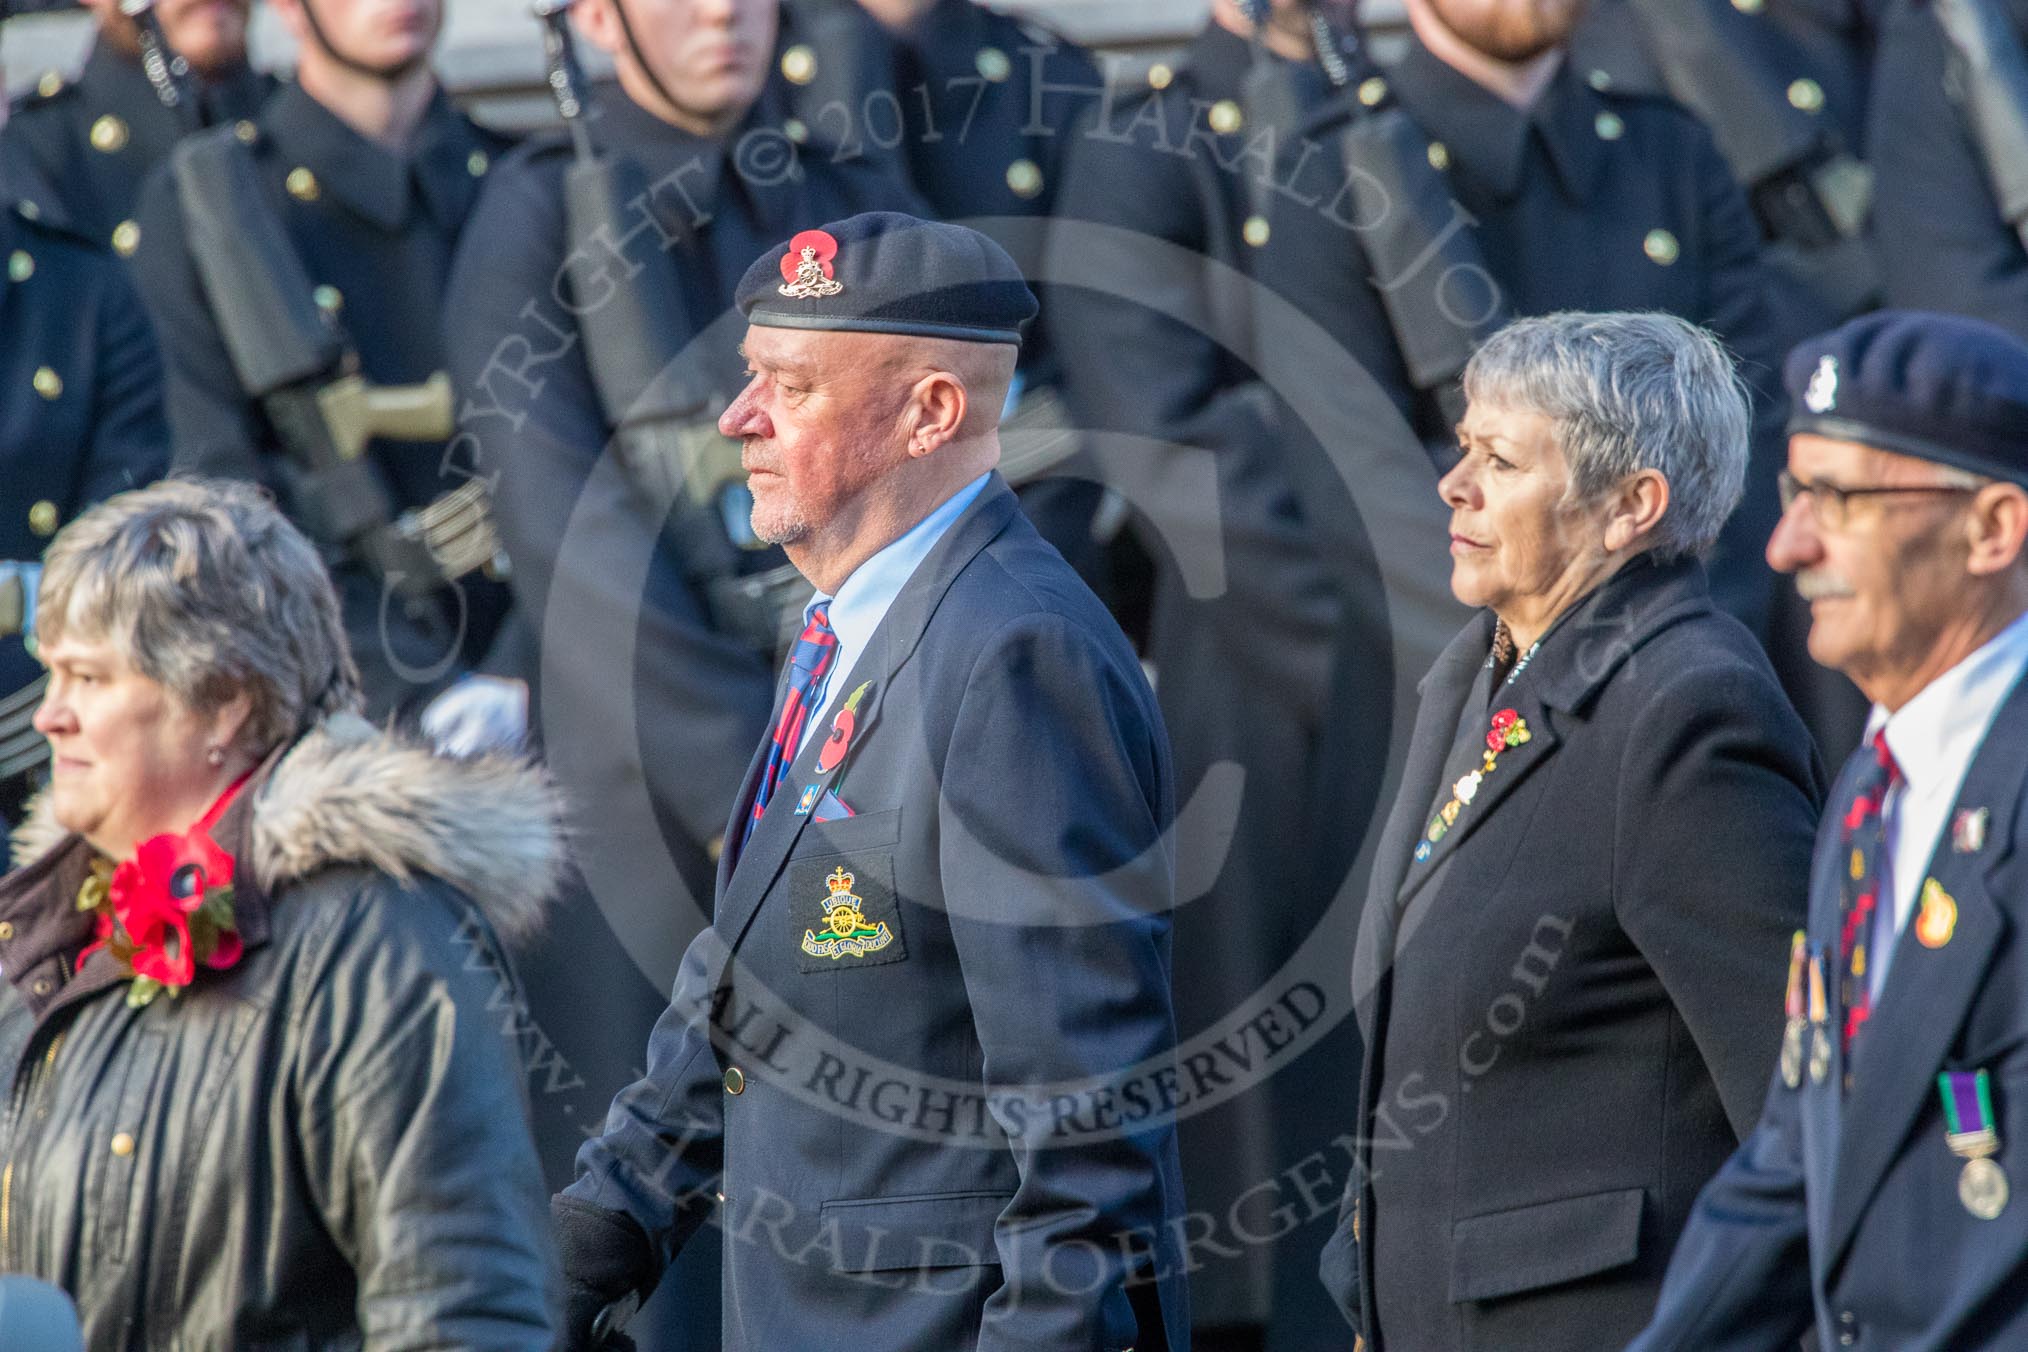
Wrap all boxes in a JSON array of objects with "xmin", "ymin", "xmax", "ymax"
[
  {"xmin": 736, "ymin": 210, "xmax": 1038, "ymax": 346},
  {"xmin": 1786, "ymin": 309, "xmax": 2028, "ymax": 488}
]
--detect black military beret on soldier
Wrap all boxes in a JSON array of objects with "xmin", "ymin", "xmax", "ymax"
[
  {"xmin": 735, "ymin": 211, "xmax": 1038, "ymax": 346},
  {"xmin": 1786, "ymin": 309, "xmax": 2028, "ymax": 487}
]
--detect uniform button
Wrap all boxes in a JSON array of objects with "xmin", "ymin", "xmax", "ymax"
[
  {"xmin": 1643, "ymin": 228, "xmax": 1680, "ymax": 266},
  {"xmin": 234, "ymin": 119, "xmax": 259, "ymax": 145},
  {"xmin": 33, "ymin": 367, "xmax": 62, "ymax": 401},
  {"xmin": 1242, "ymin": 215, "xmax": 1270, "ymax": 248},
  {"xmin": 780, "ymin": 45, "xmax": 817, "ymax": 86},
  {"xmin": 1358, "ymin": 75, "xmax": 1388, "ymax": 107},
  {"xmin": 111, "ymin": 221, "xmax": 140, "ymax": 258},
  {"xmin": 783, "ymin": 119, "xmax": 809, "ymax": 145},
  {"xmin": 28, "ymin": 500, "xmax": 58, "ymax": 537},
  {"xmin": 1146, "ymin": 62, "xmax": 1174, "ymax": 92},
  {"xmin": 1595, "ymin": 111, "xmax": 1625, "ymax": 141},
  {"xmin": 16, "ymin": 200, "xmax": 38, "ymax": 222},
  {"xmin": 110, "ymin": 1132, "xmax": 135, "ymax": 1158},
  {"xmin": 1209, "ymin": 99, "xmax": 1244, "ymax": 135},
  {"xmin": 36, "ymin": 70, "xmax": 61, "ymax": 99},
  {"xmin": 90, "ymin": 114, "xmax": 129, "ymax": 155},
  {"xmin": 286, "ymin": 167, "xmax": 321, "ymax": 203},
  {"xmin": 1427, "ymin": 141, "xmax": 1450, "ymax": 171},
  {"xmin": 30, "ymin": 977, "xmax": 50, "ymax": 998},
  {"xmin": 0, "ymin": 921, "xmax": 15, "ymax": 941},
  {"xmin": 1788, "ymin": 78, "xmax": 1826, "ymax": 113},
  {"xmin": 7, "ymin": 250, "xmax": 32, "ymax": 283},
  {"xmin": 976, "ymin": 46, "xmax": 1011, "ymax": 82},
  {"xmin": 467, "ymin": 149, "xmax": 490, "ymax": 178},
  {"xmin": 723, "ymin": 1066, "xmax": 746, "ymax": 1095},
  {"xmin": 1733, "ymin": 0, "xmax": 1766, "ymax": 11},
  {"xmin": 1005, "ymin": 159, "xmax": 1044, "ymax": 199},
  {"xmin": 313, "ymin": 284, "xmax": 344, "ymax": 314},
  {"xmin": 1837, "ymin": 1311, "xmax": 1857, "ymax": 1346},
  {"xmin": 1588, "ymin": 68, "xmax": 1613, "ymax": 92}
]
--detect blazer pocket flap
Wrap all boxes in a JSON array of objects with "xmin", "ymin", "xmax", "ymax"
[
  {"xmin": 792, "ymin": 806, "xmax": 903, "ymax": 857},
  {"xmin": 819, "ymin": 1190, "xmax": 1010, "ymax": 1273},
  {"xmin": 1448, "ymin": 1186, "xmax": 1643, "ymax": 1304}
]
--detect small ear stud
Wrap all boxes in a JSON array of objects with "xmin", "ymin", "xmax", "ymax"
[{"xmin": 205, "ymin": 745, "xmax": 225, "ymax": 767}]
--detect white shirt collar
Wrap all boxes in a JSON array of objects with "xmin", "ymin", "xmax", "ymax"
[{"xmin": 1871, "ymin": 607, "xmax": 2028, "ymax": 800}]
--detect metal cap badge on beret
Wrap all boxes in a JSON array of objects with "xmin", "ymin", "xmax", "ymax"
[
  {"xmin": 1785, "ymin": 309, "xmax": 2028, "ymax": 487},
  {"xmin": 737, "ymin": 211, "xmax": 1038, "ymax": 346}
]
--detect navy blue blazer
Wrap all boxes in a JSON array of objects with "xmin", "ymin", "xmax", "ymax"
[
  {"xmin": 564, "ymin": 477, "xmax": 1190, "ymax": 1350},
  {"xmin": 1632, "ymin": 654, "xmax": 2028, "ymax": 1351}
]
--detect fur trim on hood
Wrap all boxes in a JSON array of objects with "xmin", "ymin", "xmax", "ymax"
[{"xmin": 11, "ymin": 715, "xmax": 561, "ymax": 944}]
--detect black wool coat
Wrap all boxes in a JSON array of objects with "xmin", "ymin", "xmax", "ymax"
[{"xmin": 1322, "ymin": 554, "xmax": 1824, "ymax": 1352}]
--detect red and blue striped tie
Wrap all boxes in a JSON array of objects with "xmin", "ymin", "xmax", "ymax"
[
  {"xmin": 1839, "ymin": 729, "xmax": 1900, "ymax": 1058},
  {"xmin": 743, "ymin": 603, "xmax": 837, "ymax": 852}
]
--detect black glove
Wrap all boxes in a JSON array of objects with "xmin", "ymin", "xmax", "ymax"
[{"xmin": 553, "ymin": 1194, "xmax": 654, "ymax": 1352}]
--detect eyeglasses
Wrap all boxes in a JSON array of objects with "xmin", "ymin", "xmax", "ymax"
[{"xmin": 1777, "ymin": 470, "xmax": 1977, "ymax": 531}]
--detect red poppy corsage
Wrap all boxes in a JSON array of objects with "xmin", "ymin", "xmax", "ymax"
[
  {"xmin": 1486, "ymin": 707, "xmax": 1528, "ymax": 752},
  {"xmin": 77, "ymin": 774, "xmax": 250, "ymax": 1008}
]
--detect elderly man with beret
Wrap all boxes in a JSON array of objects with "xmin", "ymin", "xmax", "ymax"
[
  {"xmin": 1631, "ymin": 310, "xmax": 2028, "ymax": 1350},
  {"xmin": 551, "ymin": 212, "xmax": 1189, "ymax": 1351}
]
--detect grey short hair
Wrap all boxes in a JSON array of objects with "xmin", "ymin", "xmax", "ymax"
[
  {"xmin": 1461, "ymin": 311, "xmax": 1751, "ymax": 561},
  {"xmin": 37, "ymin": 478, "xmax": 362, "ymax": 753}
]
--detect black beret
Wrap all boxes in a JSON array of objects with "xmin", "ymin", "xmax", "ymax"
[
  {"xmin": 736, "ymin": 211, "xmax": 1037, "ymax": 346},
  {"xmin": 1785, "ymin": 309, "xmax": 2028, "ymax": 487}
]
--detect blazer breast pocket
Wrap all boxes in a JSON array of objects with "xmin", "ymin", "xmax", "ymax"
[
  {"xmin": 786, "ymin": 809, "xmax": 907, "ymax": 974},
  {"xmin": 791, "ymin": 806, "xmax": 902, "ymax": 858}
]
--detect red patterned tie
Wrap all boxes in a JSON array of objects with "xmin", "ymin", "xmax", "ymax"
[
  {"xmin": 1839, "ymin": 730, "xmax": 1901, "ymax": 1055},
  {"xmin": 741, "ymin": 604, "xmax": 837, "ymax": 855}
]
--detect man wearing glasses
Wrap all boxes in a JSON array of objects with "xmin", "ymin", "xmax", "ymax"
[{"xmin": 1629, "ymin": 308, "xmax": 2028, "ymax": 1349}]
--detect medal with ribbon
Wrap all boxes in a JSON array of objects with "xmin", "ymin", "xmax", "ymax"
[
  {"xmin": 1938, "ymin": 1069, "xmax": 2009, "ymax": 1219},
  {"xmin": 1780, "ymin": 931, "xmax": 1807, "ymax": 1090},
  {"xmin": 1807, "ymin": 947, "xmax": 1832, "ymax": 1086}
]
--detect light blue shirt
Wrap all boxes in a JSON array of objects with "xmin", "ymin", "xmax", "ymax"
[
  {"xmin": 1867, "ymin": 606, "xmax": 2028, "ymax": 995},
  {"xmin": 791, "ymin": 473, "xmax": 991, "ymax": 758}
]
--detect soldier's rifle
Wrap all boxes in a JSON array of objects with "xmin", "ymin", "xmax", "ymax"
[
  {"xmin": 1932, "ymin": 0, "xmax": 2028, "ymax": 255},
  {"xmin": 536, "ymin": 0, "xmax": 813, "ymax": 659},
  {"xmin": 171, "ymin": 132, "xmax": 502, "ymax": 599}
]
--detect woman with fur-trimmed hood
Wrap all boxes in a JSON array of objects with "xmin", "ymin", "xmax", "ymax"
[{"xmin": 0, "ymin": 478, "xmax": 561, "ymax": 1348}]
